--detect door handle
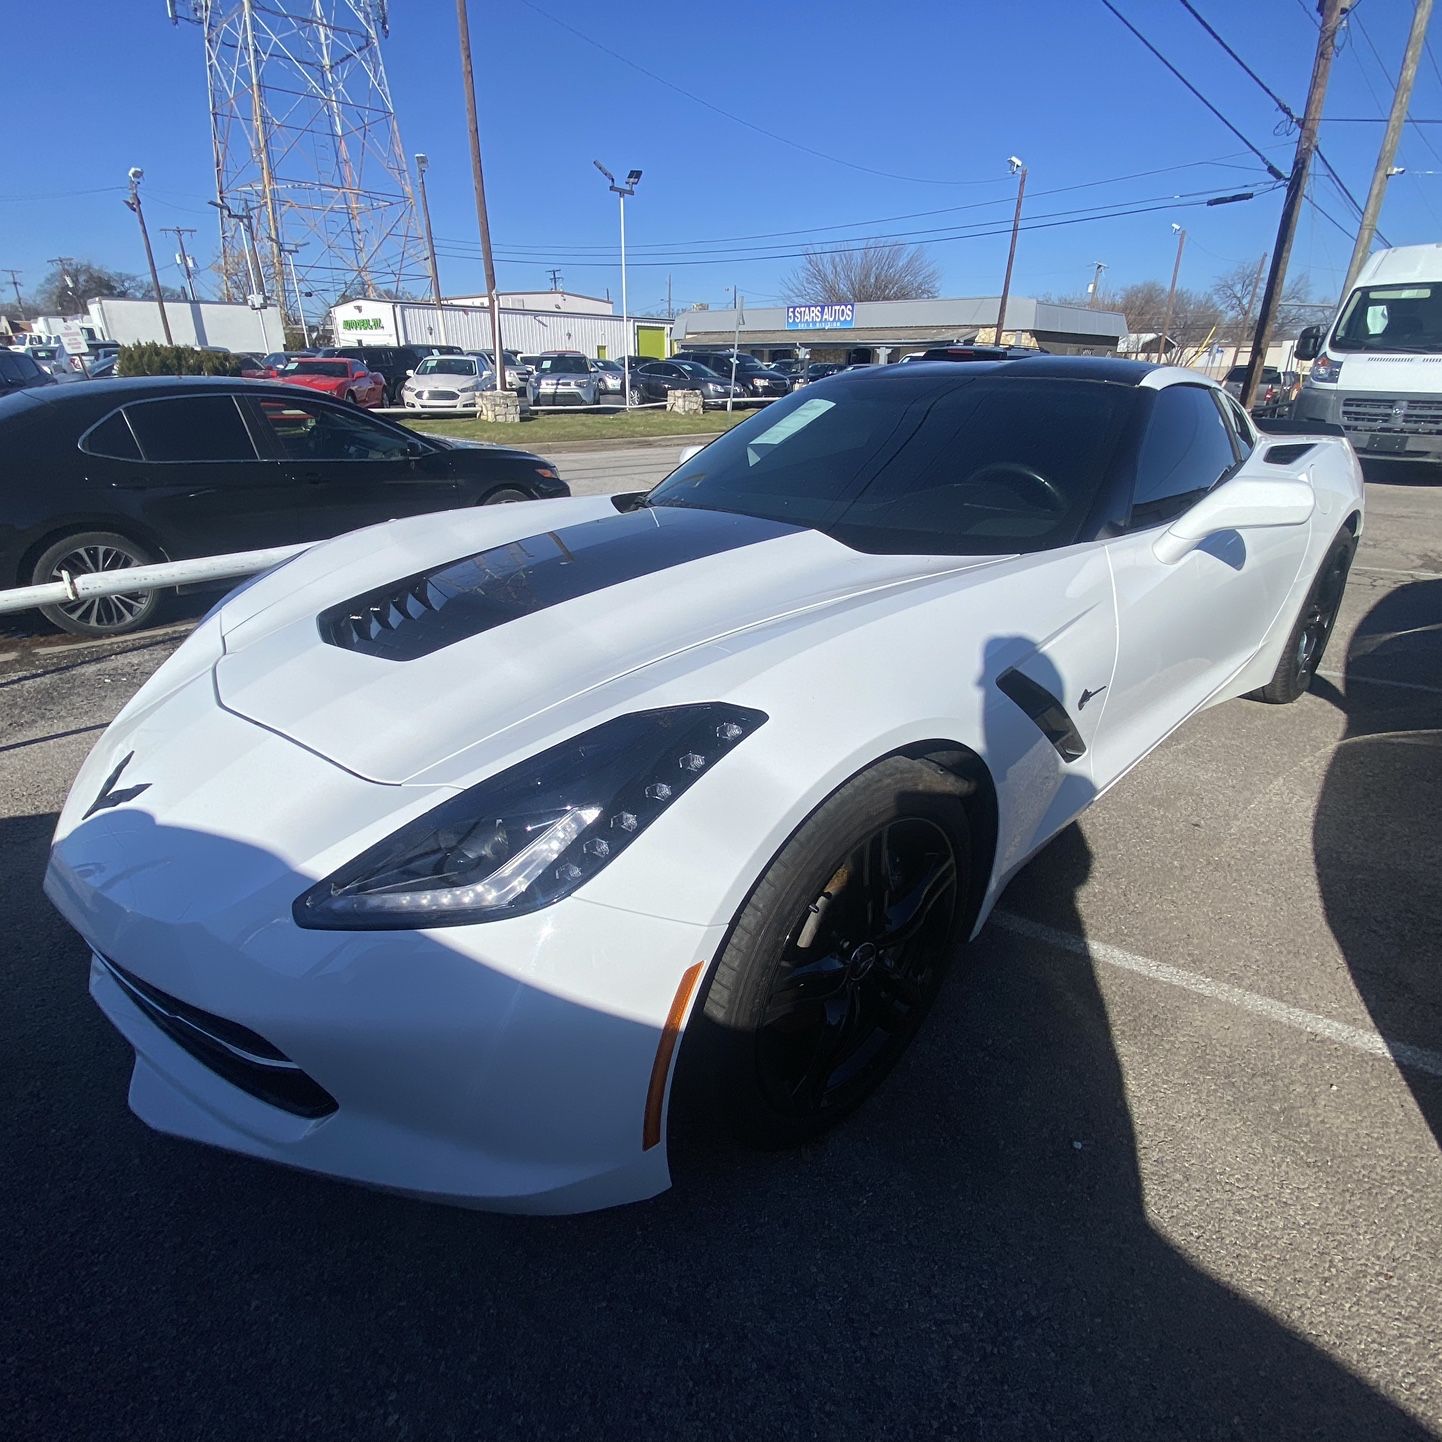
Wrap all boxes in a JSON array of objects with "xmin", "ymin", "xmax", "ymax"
[{"xmin": 295, "ymin": 471, "xmax": 324, "ymax": 485}]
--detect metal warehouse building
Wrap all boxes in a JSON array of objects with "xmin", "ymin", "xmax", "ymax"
[
  {"xmin": 671, "ymin": 296, "xmax": 1128, "ymax": 364},
  {"xmin": 328, "ymin": 292, "xmax": 672, "ymax": 359}
]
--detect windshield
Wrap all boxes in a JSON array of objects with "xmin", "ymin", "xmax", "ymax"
[
  {"xmin": 673, "ymin": 360, "xmax": 721, "ymax": 378},
  {"xmin": 416, "ymin": 357, "xmax": 478, "ymax": 376},
  {"xmin": 286, "ymin": 359, "xmax": 349, "ymax": 377},
  {"xmin": 1225, "ymin": 365, "xmax": 1282, "ymax": 383},
  {"xmin": 595, "ymin": 359, "xmax": 622, "ymax": 372},
  {"xmin": 1333, "ymin": 283, "xmax": 1442, "ymax": 353},
  {"xmin": 646, "ymin": 373, "xmax": 1136, "ymax": 556},
  {"xmin": 537, "ymin": 355, "xmax": 588, "ymax": 374}
]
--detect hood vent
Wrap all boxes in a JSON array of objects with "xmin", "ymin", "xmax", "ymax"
[{"xmin": 317, "ymin": 505, "xmax": 801, "ymax": 662}]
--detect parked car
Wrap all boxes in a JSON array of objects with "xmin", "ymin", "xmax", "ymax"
[
  {"xmin": 792, "ymin": 362, "xmax": 843, "ymax": 388},
  {"xmin": 592, "ymin": 357, "xmax": 627, "ymax": 395},
  {"xmin": 677, "ymin": 352, "xmax": 791, "ymax": 397},
  {"xmin": 916, "ymin": 344, "xmax": 1042, "ymax": 363},
  {"xmin": 323, "ymin": 345, "xmax": 462, "ymax": 404},
  {"xmin": 246, "ymin": 350, "xmax": 315, "ymax": 379},
  {"xmin": 528, "ymin": 353, "xmax": 603, "ymax": 408},
  {"xmin": 0, "ymin": 377, "xmax": 568, "ymax": 637},
  {"xmin": 767, "ymin": 358, "xmax": 803, "ymax": 379},
  {"xmin": 43, "ymin": 357, "xmax": 1364, "ymax": 1213},
  {"xmin": 1223, "ymin": 365, "xmax": 1302, "ymax": 418},
  {"xmin": 401, "ymin": 353, "xmax": 502, "ymax": 411},
  {"xmin": 634, "ymin": 359, "xmax": 747, "ymax": 407},
  {"xmin": 0, "ymin": 349, "xmax": 58, "ymax": 395},
  {"xmin": 469, "ymin": 349, "xmax": 532, "ymax": 393},
  {"xmin": 83, "ymin": 353, "xmax": 119, "ymax": 380},
  {"xmin": 275, "ymin": 357, "xmax": 386, "ymax": 408}
]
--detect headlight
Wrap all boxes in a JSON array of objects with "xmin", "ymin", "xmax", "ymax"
[
  {"xmin": 1308, "ymin": 354, "xmax": 1343, "ymax": 384},
  {"xmin": 294, "ymin": 703, "xmax": 766, "ymax": 929}
]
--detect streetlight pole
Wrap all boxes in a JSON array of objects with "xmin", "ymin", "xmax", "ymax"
[
  {"xmin": 275, "ymin": 240, "xmax": 311, "ymax": 347},
  {"xmin": 414, "ymin": 153, "xmax": 448, "ymax": 346},
  {"xmin": 995, "ymin": 157, "xmax": 1026, "ymax": 346},
  {"xmin": 210, "ymin": 198, "xmax": 271, "ymax": 351},
  {"xmin": 1088, "ymin": 260, "xmax": 1108, "ymax": 308},
  {"xmin": 456, "ymin": 0, "xmax": 505, "ymax": 401},
  {"xmin": 125, "ymin": 168, "xmax": 174, "ymax": 345},
  {"xmin": 596, "ymin": 161, "xmax": 641, "ymax": 408},
  {"xmin": 1161, "ymin": 224, "xmax": 1186, "ymax": 366}
]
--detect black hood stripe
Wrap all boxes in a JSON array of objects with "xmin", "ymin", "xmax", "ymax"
[{"xmin": 318, "ymin": 505, "xmax": 802, "ymax": 661}]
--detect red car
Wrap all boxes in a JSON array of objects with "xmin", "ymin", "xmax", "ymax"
[{"xmin": 273, "ymin": 356, "xmax": 386, "ymax": 408}]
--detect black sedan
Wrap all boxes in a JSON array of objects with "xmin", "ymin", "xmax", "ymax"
[
  {"xmin": 632, "ymin": 359, "xmax": 748, "ymax": 407},
  {"xmin": 0, "ymin": 376, "xmax": 568, "ymax": 637}
]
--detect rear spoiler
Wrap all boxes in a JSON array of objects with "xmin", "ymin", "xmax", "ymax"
[{"xmin": 1254, "ymin": 415, "xmax": 1345, "ymax": 437}]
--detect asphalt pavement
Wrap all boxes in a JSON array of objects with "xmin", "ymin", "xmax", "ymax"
[{"xmin": 3, "ymin": 450, "xmax": 1440, "ymax": 1440}]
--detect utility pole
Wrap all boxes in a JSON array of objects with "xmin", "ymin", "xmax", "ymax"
[
  {"xmin": 548, "ymin": 268, "xmax": 563, "ymax": 291},
  {"xmin": 1344, "ymin": 0, "xmax": 1433, "ymax": 292},
  {"xmin": 124, "ymin": 168, "xmax": 174, "ymax": 345},
  {"xmin": 1242, "ymin": 0, "xmax": 1345, "ymax": 409},
  {"xmin": 413, "ymin": 153, "xmax": 447, "ymax": 345},
  {"xmin": 47, "ymin": 257, "xmax": 77, "ymax": 316},
  {"xmin": 455, "ymin": 0, "xmax": 505, "ymax": 401},
  {"xmin": 1161, "ymin": 224, "xmax": 1187, "ymax": 365},
  {"xmin": 596, "ymin": 161, "xmax": 641, "ymax": 406},
  {"xmin": 995, "ymin": 156, "xmax": 1027, "ymax": 345},
  {"xmin": 666, "ymin": 272, "xmax": 672, "ymax": 317},
  {"xmin": 165, "ymin": 228, "xmax": 200, "ymax": 303},
  {"xmin": 3, "ymin": 269, "xmax": 26, "ymax": 319},
  {"xmin": 1088, "ymin": 260, "xmax": 1107, "ymax": 308},
  {"xmin": 210, "ymin": 198, "xmax": 272, "ymax": 351}
]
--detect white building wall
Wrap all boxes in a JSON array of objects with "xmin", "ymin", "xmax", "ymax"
[
  {"xmin": 88, "ymin": 297, "xmax": 284, "ymax": 352},
  {"xmin": 330, "ymin": 298, "xmax": 669, "ymax": 358}
]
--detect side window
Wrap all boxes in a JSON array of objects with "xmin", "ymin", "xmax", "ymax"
[
  {"xmin": 81, "ymin": 410, "xmax": 142, "ymax": 461},
  {"xmin": 253, "ymin": 395, "xmax": 417, "ymax": 461},
  {"xmin": 125, "ymin": 395, "xmax": 258, "ymax": 463},
  {"xmin": 1130, "ymin": 385, "xmax": 1238, "ymax": 527},
  {"xmin": 1217, "ymin": 391, "xmax": 1257, "ymax": 458}
]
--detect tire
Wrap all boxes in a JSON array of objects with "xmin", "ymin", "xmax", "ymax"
[
  {"xmin": 682, "ymin": 756, "xmax": 972, "ymax": 1148},
  {"xmin": 482, "ymin": 486, "xmax": 531, "ymax": 505},
  {"xmin": 1250, "ymin": 529, "xmax": 1357, "ymax": 704},
  {"xmin": 345, "ymin": 391, "xmax": 360, "ymax": 406},
  {"xmin": 627, "ymin": 385, "xmax": 644, "ymax": 407},
  {"xmin": 32, "ymin": 530, "xmax": 160, "ymax": 638}
]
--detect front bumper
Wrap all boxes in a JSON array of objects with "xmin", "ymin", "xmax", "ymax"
[
  {"xmin": 403, "ymin": 392, "xmax": 481, "ymax": 411},
  {"xmin": 44, "ymin": 674, "xmax": 722, "ymax": 1213},
  {"xmin": 1294, "ymin": 385, "xmax": 1442, "ymax": 461}
]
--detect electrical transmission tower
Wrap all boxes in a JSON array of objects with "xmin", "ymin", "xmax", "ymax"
[{"xmin": 167, "ymin": 0, "xmax": 429, "ymax": 315}]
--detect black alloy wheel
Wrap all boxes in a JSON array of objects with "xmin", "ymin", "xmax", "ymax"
[
  {"xmin": 1295, "ymin": 541, "xmax": 1352, "ymax": 686},
  {"xmin": 682, "ymin": 756, "xmax": 972, "ymax": 1147},
  {"xmin": 756, "ymin": 817, "xmax": 959, "ymax": 1120}
]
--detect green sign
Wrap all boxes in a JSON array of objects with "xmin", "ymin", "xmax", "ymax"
[{"xmin": 341, "ymin": 316, "xmax": 385, "ymax": 332}]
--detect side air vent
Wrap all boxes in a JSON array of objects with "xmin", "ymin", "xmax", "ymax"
[{"xmin": 996, "ymin": 667, "xmax": 1087, "ymax": 762}]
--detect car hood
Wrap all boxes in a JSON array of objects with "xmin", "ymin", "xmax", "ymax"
[
  {"xmin": 280, "ymin": 374, "xmax": 346, "ymax": 389},
  {"xmin": 212, "ymin": 496, "xmax": 1004, "ymax": 785}
]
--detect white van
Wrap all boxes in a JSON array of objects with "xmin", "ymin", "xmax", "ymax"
[{"xmin": 1294, "ymin": 242, "xmax": 1442, "ymax": 466}]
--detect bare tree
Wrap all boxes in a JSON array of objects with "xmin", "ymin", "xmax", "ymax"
[
  {"xmin": 32, "ymin": 260, "xmax": 150, "ymax": 316},
  {"xmin": 1210, "ymin": 261, "xmax": 1317, "ymax": 337},
  {"xmin": 1046, "ymin": 280, "xmax": 1224, "ymax": 360},
  {"xmin": 785, "ymin": 241, "xmax": 941, "ymax": 302}
]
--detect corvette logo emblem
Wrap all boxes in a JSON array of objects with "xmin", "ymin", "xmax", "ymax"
[{"xmin": 83, "ymin": 752, "xmax": 151, "ymax": 819}]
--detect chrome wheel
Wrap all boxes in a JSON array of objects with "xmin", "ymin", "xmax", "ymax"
[{"xmin": 43, "ymin": 539, "xmax": 154, "ymax": 635}]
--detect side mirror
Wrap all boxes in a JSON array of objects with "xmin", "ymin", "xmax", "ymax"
[
  {"xmin": 405, "ymin": 368, "xmax": 415, "ymax": 377},
  {"xmin": 1153, "ymin": 477, "xmax": 1314, "ymax": 565},
  {"xmin": 1295, "ymin": 325, "xmax": 1323, "ymax": 362}
]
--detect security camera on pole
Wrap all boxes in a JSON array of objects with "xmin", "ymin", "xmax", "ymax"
[
  {"xmin": 994, "ymin": 156, "xmax": 1026, "ymax": 346},
  {"xmin": 124, "ymin": 167, "xmax": 174, "ymax": 345},
  {"xmin": 595, "ymin": 162, "xmax": 642, "ymax": 409}
]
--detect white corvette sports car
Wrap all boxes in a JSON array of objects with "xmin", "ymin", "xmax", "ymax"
[{"xmin": 46, "ymin": 358, "xmax": 1363, "ymax": 1214}]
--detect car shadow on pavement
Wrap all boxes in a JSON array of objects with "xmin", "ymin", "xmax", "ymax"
[
  {"xmin": 1314, "ymin": 579, "xmax": 1442, "ymax": 1150},
  {"xmin": 7, "ymin": 803, "xmax": 1433, "ymax": 1440}
]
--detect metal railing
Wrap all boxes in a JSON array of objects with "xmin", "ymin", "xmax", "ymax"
[{"xmin": 0, "ymin": 543, "xmax": 307, "ymax": 617}]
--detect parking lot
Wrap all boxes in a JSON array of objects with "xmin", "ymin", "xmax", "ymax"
[{"xmin": 3, "ymin": 448, "xmax": 1440, "ymax": 1439}]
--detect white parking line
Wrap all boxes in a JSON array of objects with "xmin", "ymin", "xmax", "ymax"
[
  {"xmin": 1353, "ymin": 564, "xmax": 1441, "ymax": 580},
  {"xmin": 993, "ymin": 911, "xmax": 1442, "ymax": 1080},
  {"xmin": 1317, "ymin": 670, "xmax": 1442, "ymax": 696}
]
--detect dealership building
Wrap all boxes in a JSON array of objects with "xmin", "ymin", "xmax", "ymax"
[{"xmin": 670, "ymin": 296, "xmax": 1129, "ymax": 364}]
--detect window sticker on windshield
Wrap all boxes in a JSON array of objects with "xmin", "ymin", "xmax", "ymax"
[{"xmin": 748, "ymin": 397, "xmax": 835, "ymax": 451}]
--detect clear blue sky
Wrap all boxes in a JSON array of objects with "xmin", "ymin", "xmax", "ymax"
[{"xmin": 4, "ymin": 0, "xmax": 1441, "ymax": 319}]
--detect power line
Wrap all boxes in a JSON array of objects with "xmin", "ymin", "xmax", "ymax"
[
  {"xmin": 436, "ymin": 153, "xmax": 1291, "ymax": 261},
  {"xmin": 516, "ymin": 0, "xmax": 1014, "ymax": 188},
  {"xmin": 437, "ymin": 186, "xmax": 1279, "ymax": 272},
  {"xmin": 1099, "ymin": 1, "xmax": 1288, "ymax": 180}
]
